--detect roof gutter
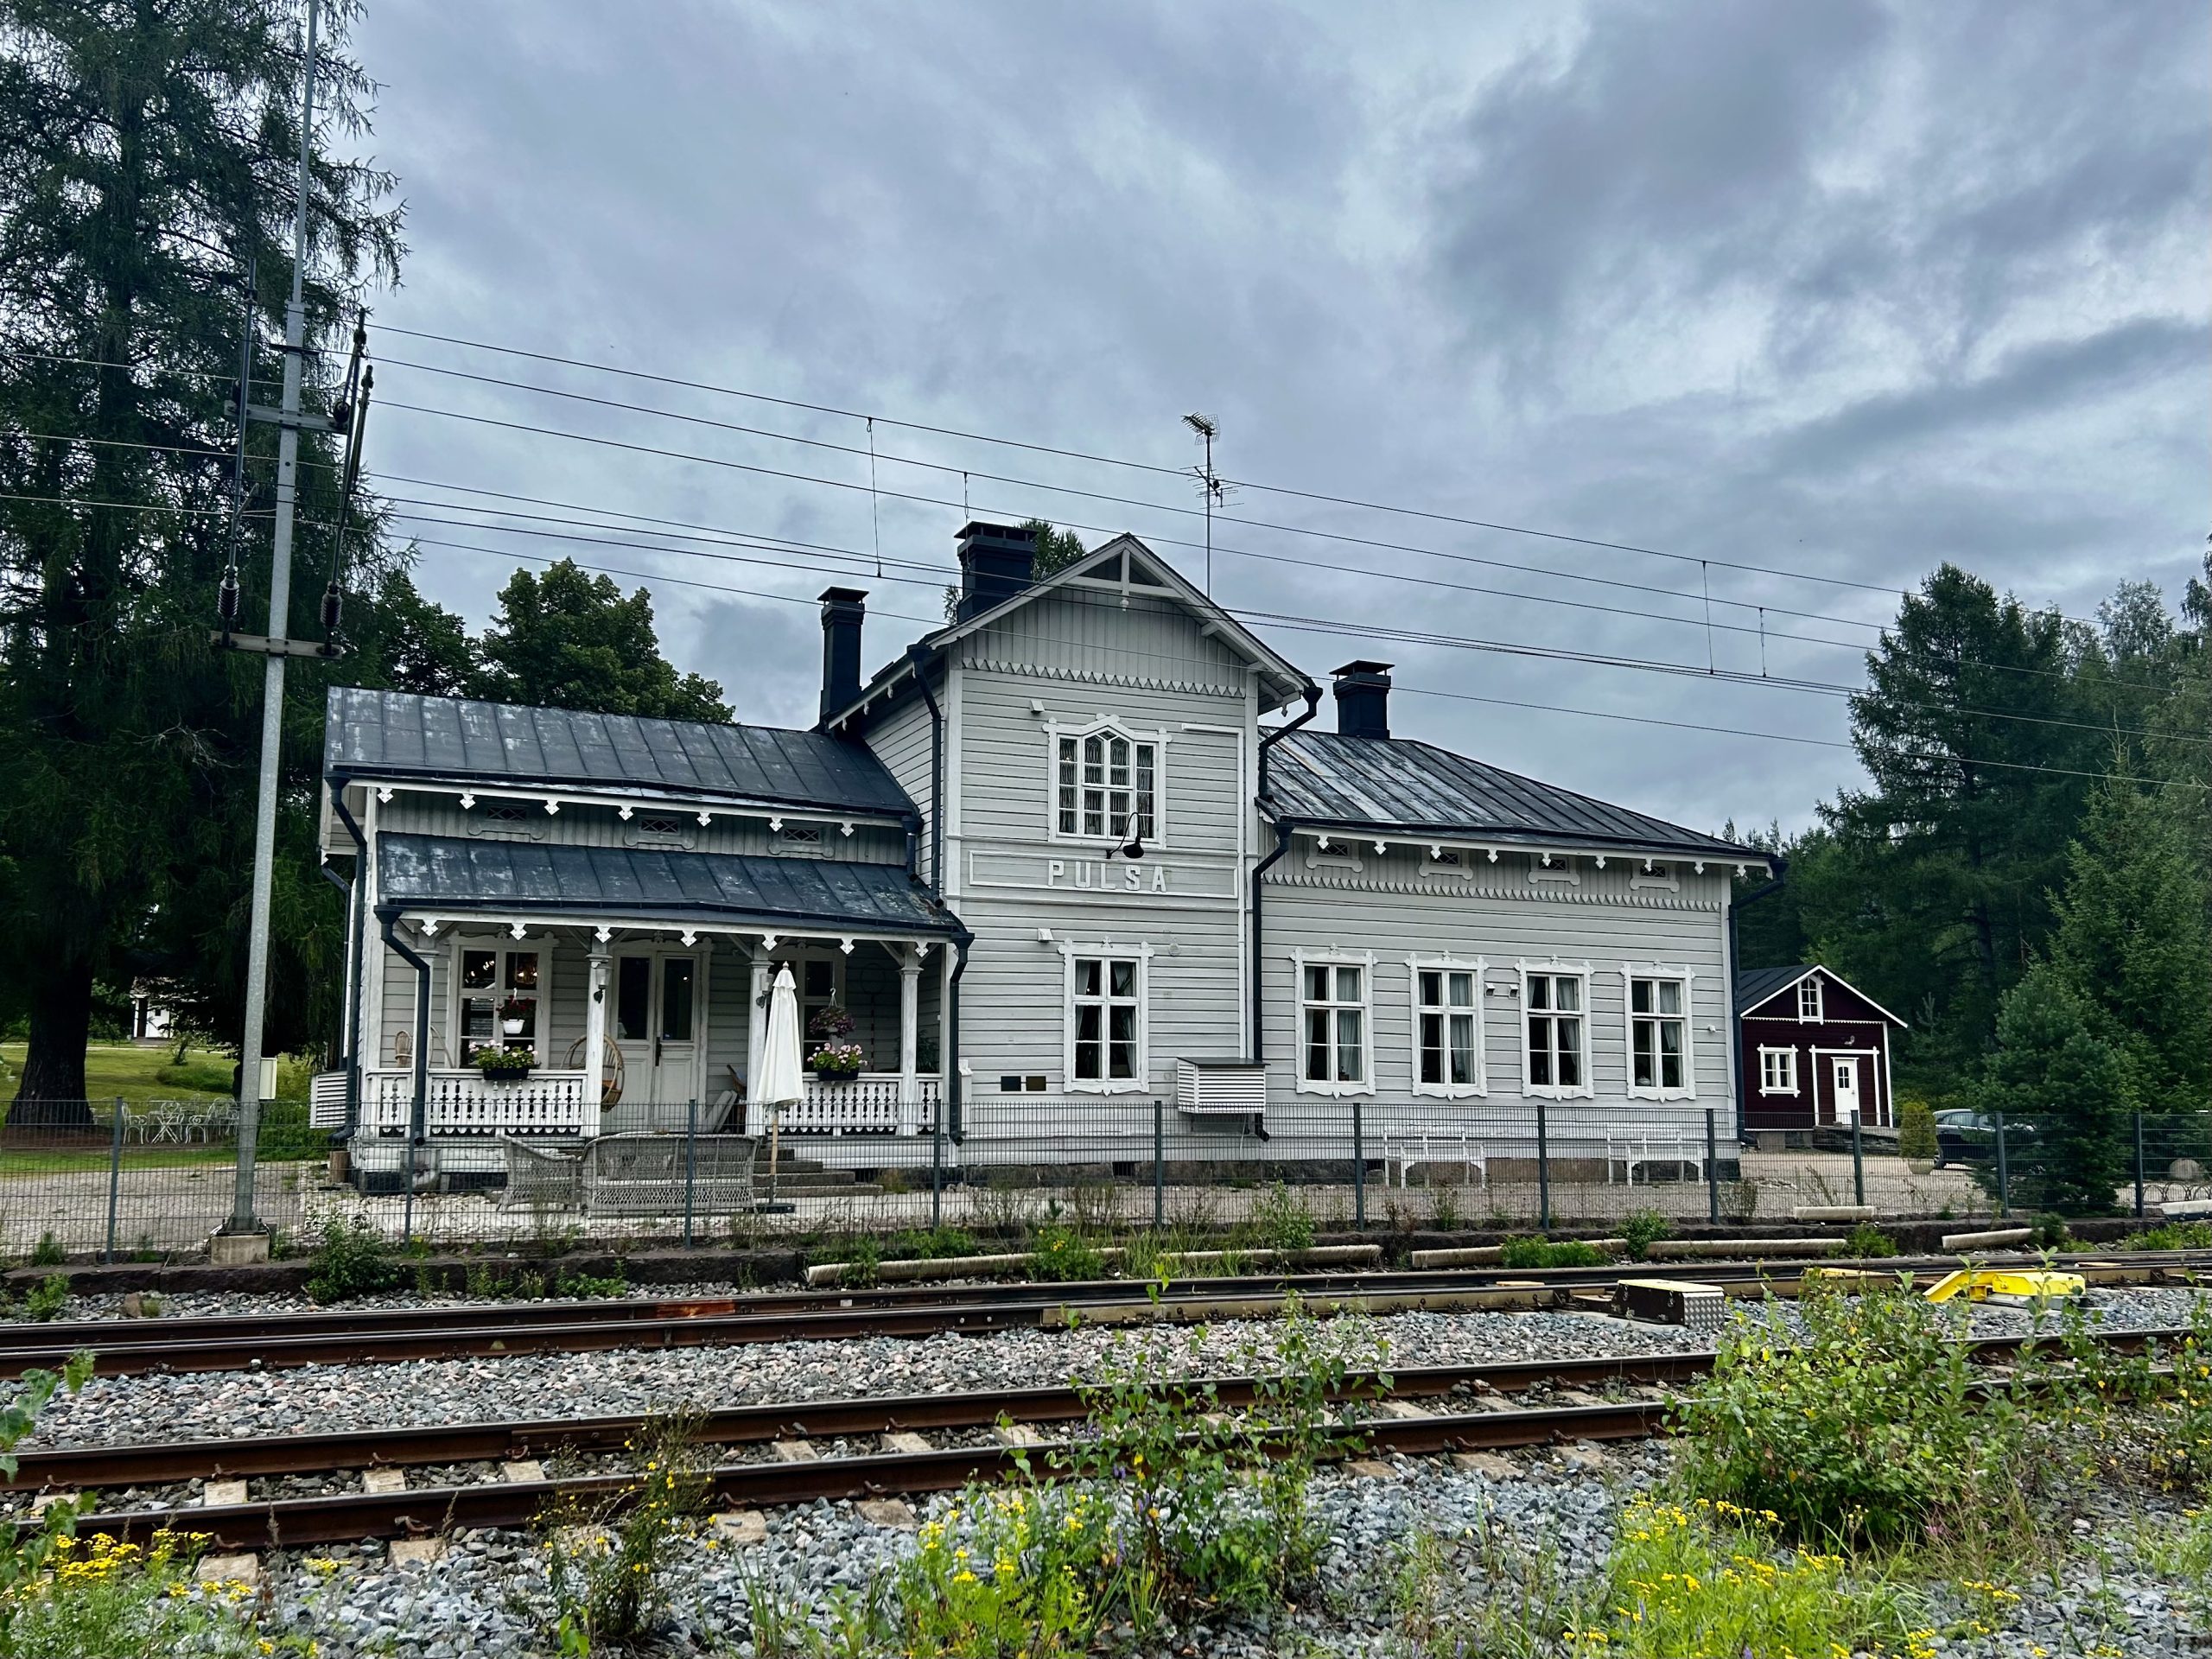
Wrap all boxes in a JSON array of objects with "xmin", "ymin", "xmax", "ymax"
[
  {"xmin": 375, "ymin": 907, "xmax": 434, "ymax": 1231},
  {"xmin": 1249, "ymin": 683, "xmax": 1321, "ymax": 1060},
  {"xmin": 906, "ymin": 643, "xmax": 946, "ymax": 895},
  {"xmin": 327, "ymin": 780, "xmax": 369, "ymax": 1137}
]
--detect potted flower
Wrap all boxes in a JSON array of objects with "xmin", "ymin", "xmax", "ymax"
[
  {"xmin": 474, "ymin": 1042, "xmax": 537, "ymax": 1082},
  {"xmin": 498, "ymin": 995, "xmax": 533, "ymax": 1037},
  {"xmin": 809, "ymin": 1041, "xmax": 866, "ymax": 1084},
  {"xmin": 807, "ymin": 1005, "xmax": 856, "ymax": 1044}
]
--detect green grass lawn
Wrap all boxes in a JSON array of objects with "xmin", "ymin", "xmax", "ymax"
[{"xmin": 0, "ymin": 1039, "xmax": 234, "ymax": 1106}]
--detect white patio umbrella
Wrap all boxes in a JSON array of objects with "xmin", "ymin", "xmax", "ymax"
[{"xmin": 756, "ymin": 964, "xmax": 805, "ymax": 1204}]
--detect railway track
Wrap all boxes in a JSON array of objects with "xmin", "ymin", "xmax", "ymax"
[
  {"xmin": 16, "ymin": 1324, "xmax": 2191, "ymax": 1550},
  {"xmin": 1, "ymin": 1249, "xmax": 2196, "ymax": 1378}
]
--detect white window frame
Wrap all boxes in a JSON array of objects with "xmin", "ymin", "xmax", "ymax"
[
  {"xmin": 450, "ymin": 938, "xmax": 553, "ymax": 1066},
  {"xmin": 1758, "ymin": 1046, "xmax": 1799, "ymax": 1096},
  {"xmin": 1304, "ymin": 833, "xmax": 1363, "ymax": 873},
  {"xmin": 1629, "ymin": 858, "xmax": 1679, "ymax": 893},
  {"xmin": 1621, "ymin": 963, "xmax": 1696, "ymax": 1101},
  {"xmin": 1528, "ymin": 853, "xmax": 1580, "ymax": 886},
  {"xmin": 1516, "ymin": 959, "xmax": 1594, "ymax": 1100},
  {"xmin": 1421, "ymin": 845, "xmax": 1475, "ymax": 879},
  {"xmin": 1797, "ymin": 976, "xmax": 1823, "ymax": 1021},
  {"xmin": 1408, "ymin": 955, "xmax": 1487, "ymax": 1098},
  {"xmin": 1292, "ymin": 947, "xmax": 1375, "ymax": 1097},
  {"xmin": 1058, "ymin": 940, "xmax": 1152, "ymax": 1094},
  {"xmin": 1045, "ymin": 717, "xmax": 1170, "ymax": 849}
]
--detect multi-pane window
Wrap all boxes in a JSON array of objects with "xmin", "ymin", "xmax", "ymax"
[
  {"xmin": 1630, "ymin": 976, "xmax": 1688, "ymax": 1093},
  {"xmin": 460, "ymin": 946, "xmax": 542, "ymax": 1061},
  {"xmin": 1759, "ymin": 1047, "xmax": 1797, "ymax": 1094},
  {"xmin": 1301, "ymin": 963, "xmax": 1366, "ymax": 1086},
  {"xmin": 1071, "ymin": 956, "xmax": 1141, "ymax": 1084},
  {"xmin": 1056, "ymin": 731, "xmax": 1157, "ymax": 840},
  {"xmin": 1415, "ymin": 967, "xmax": 1479, "ymax": 1091},
  {"xmin": 1797, "ymin": 978, "xmax": 1823, "ymax": 1020},
  {"xmin": 1523, "ymin": 972, "xmax": 1585, "ymax": 1093}
]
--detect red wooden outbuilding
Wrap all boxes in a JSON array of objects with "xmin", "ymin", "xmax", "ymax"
[{"xmin": 1736, "ymin": 963, "xmax": 1906, "ymax": 1140}]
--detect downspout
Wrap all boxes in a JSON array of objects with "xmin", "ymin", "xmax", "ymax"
[
  {"xmin": 377, "ymin": 909, "xmax": 433, "ymax": 1209},
  {"xmin": 1248, "ymin": 684, "xmax": 1321, "ymax": 1061},
  {"xmin": 906, "ymin": 645, "xmax": 945, "ymax": 893},
  {"xmin": 1726, "ymin": 863, "xmax": 1789, "ymax": 1147},
  {"xmin": 328, "ymin": 780, "xmax": 369, "ymax": 1137},
  {"xmin": 945, "ymin": 931, "xmax": 973, "ymax": 1139}
]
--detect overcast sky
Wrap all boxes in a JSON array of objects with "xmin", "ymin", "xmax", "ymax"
[{"xmin": 346, "ymin": 0, "xmax": 2209, "ymax": 839}]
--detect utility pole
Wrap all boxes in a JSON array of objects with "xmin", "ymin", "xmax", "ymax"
[{"xmin": 226, "ymin": 0, "xmax": 320, "ymax": 1243}]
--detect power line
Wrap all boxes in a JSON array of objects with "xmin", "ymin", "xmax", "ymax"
[
  {"xmin": 359, "ymin": 398, "xmax": 2177, "ymax": 697},
  {"xmin": 371, "ymin": 321, "xmax": 2122, "ymax": 623}
]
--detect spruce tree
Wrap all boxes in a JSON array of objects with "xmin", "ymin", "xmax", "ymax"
[
  {"xmin": 1976, "ymin": 965, "xmax": 2128, "ymax": 1214},
  {"xmin": 0, "ymin": 0, "xmax": 402, "ymax": 1116}
]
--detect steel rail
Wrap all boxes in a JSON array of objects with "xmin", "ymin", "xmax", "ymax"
[
  {"xmin": 16, "ymin": 1325, "xmax": 2187, "ymax": 1512},
  {"xmin": 0, "ymin": 1250, "xmax": 2192, "ymax": 1380}
]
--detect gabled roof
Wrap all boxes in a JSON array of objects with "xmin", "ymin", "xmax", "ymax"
[
  {"xmin": 374, "ymin": 833, "xmax": 963, "ymax": 938},
  {"xmin": 1734, "ymin": 963, "xmax": 1909, "ymax": 1027},
  {"xmin": 823, "ymin": 533, "xmax": 1313, "ymax": 728},
  {"xmin": 326, "ymin": 687, "xmax": 915, "ymax": 820},
  {"xmin": 1267, "ymin": 728, "xmax": 1761, "ymax": 861}
]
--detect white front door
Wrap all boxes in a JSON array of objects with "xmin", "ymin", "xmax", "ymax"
[
  {"xmin": 612, "ymin": 951, "xmax": 704, "ymax": 1104},
  {"xmin": 1831, "ymin": 1057, "xmax": 1862, "ymax": 1124}
]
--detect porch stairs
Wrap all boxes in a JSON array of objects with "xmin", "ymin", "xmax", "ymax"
[{"xmin": 756, "ymin": 1142, "xmax": 881, "ymax": 1197}]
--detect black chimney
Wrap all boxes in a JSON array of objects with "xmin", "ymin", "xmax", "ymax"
[
  {"xmin": 1331, "ymin": 660, "xmax": 1394, "ymax": 739},
  {"xmin": 818, "ymin": 586, "xmax": 867, "ymax": 721},
  {"xmin": 955, "ymin": 521, "xmax": 1038, "ymax": 621}
]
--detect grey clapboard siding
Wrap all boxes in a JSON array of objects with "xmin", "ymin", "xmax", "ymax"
[{"xmin": 378, "ymin": 795, "xmax": 905, "ymax": 866}]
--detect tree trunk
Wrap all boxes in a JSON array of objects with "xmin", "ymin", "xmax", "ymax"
[{"xmin": 10, "ymin": 957, "xmax": 97, "ymax": 1129}]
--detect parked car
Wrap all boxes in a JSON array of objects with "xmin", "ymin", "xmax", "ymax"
[{"xmin": 1933, "ymin": 1110, "xmax": 2036, "ymax": 1168}]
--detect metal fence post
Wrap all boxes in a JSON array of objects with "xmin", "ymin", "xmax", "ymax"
[
  {"xmin": 1536, "ymin": 1100, "xmax": 1551, "ymax": 1232},
  {"xmin": 1995, "ymin": 1110, "xmax": 2010, "ymax": 1217},
  {"xmin": 683, "ymin": 1097, "xmax": 698, "ymax": 1249},
  {"xmin": 1352, "ymin": 1101, "xmax": 1366, "ymax": 1231},
  {"xmin": 1152, "ymin": 1100, "xmax": 1165, "ymax": 1230},
  {"xmin": 931, "ymin": 1101, "xmax": 944, "ymax": 1231},
  {"xmin": 2135, "ymin": 1111, "xmax": 2146, "ymax": 1221},
  {"xmin": 1705, "ymin": 1107, "xmax": 1719, "ymax": 1226},
  {"xmin": 1851, "ymin": 1108, "xmax": 1865, "ymax": 1209},
  {"xmin": 104, "ymin": 1096, "xmax": 124, "ymax": 1265}
]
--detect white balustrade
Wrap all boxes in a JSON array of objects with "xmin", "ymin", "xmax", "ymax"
[
  {"xmin": 357, "ymin": 1069, "xmax": 591, "ymax": 1137},
  {"xmin": 764, "ymin": 1074, "xmax": 942, "ymax": 1136}
]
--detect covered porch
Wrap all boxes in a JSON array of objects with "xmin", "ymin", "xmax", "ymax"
[{"xmin": 321, "ymin": 833, "xmax": 965, "ymax": 1181}]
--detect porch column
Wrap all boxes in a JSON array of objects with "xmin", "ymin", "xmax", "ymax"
[
  {"xmin": 582, "ymin": 944, "xmax": 610, "ymax": 1140},
  {"xmin": 746, "ymin": 947, "xmax": 771, "ymax": 1135},
  {"xmin": 898, "ymin": 944, "xmax": 923, "ymax": 1135}
]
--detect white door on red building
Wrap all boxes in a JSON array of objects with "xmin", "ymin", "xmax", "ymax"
[{"xmin": 1831, "ymin": 1056, "xmax": 1862, "ymax": 1123}]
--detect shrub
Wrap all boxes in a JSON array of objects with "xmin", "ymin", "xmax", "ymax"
[
  {"xmin": 1671, "ymin": 1287, "xmax": 2033, "ymax": 1549},
  {"xmin": 1897, "ymin": 1097, "xmax": 1939, "ymax": 1162},
  {"xmin": 1498, "ymin": 1236, "xmax": 1609, "ymax": 1269},
  {"xmin": 1029, "ymin": 1222, "xmax": 1105, "ymax": 1282},
  {"xmin": 4, "ymin": 1530, "xmax": 276, "ymax": 1659},
  {"xmin": 555, "ymin": 1268, "xmax": 626, "ymax": 1300},
  {"xmin": 1620, "ymin": 1208, "xmax": 1672, "ymax": 1262},
  {"xmin": 2118, "ymin": 1221, "xmax": 2212, "ymax": 1251},
  {"xmin": 1837, "ymin": 1221, "xmax": 1898, "ymax": 1259},
  {"xmin": 302, "ymin": 1218, "xmax": 401, "ymax": 1303},
  {"xmin": 888, "ymin": 1226, "xmax": 982, "ymax": 1262},
  {"xmin": 1249, "ymin": 1182, "xmax": 1317, "ymax": 1254},
  {"xmin": 22, "ymin": 1275, "xmax": 68, "ymax": 1323},
  {"xmin": 29, "ymin": 1233, "xmax": 64, "ymax": 1268}
]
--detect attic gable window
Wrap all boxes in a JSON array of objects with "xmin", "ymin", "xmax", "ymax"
[
  {"xmin": 1798, "ymin": 978, "xmax": 1823, "ymax": 1020},
  {"xmin": 1054, "ymin": 727, "xmax": 1158, "ymax": 842}
]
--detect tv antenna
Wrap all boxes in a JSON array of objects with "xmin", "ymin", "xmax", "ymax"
[{"xmin": 1182, "ymin": 412, "xmax": 1227, "ymax": 594}]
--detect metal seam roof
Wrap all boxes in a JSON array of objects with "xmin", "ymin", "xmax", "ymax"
[
  {"xmin": 374, "ymin": 833, "xmax": 963, "ymax": 937},
  {"xmin": 326, "ymin": 687, "xmax": 915, "ymax": 819},
  {"xmin": 1267, "ymin": 730, "xmax": 1757, "ymax": 859}
]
